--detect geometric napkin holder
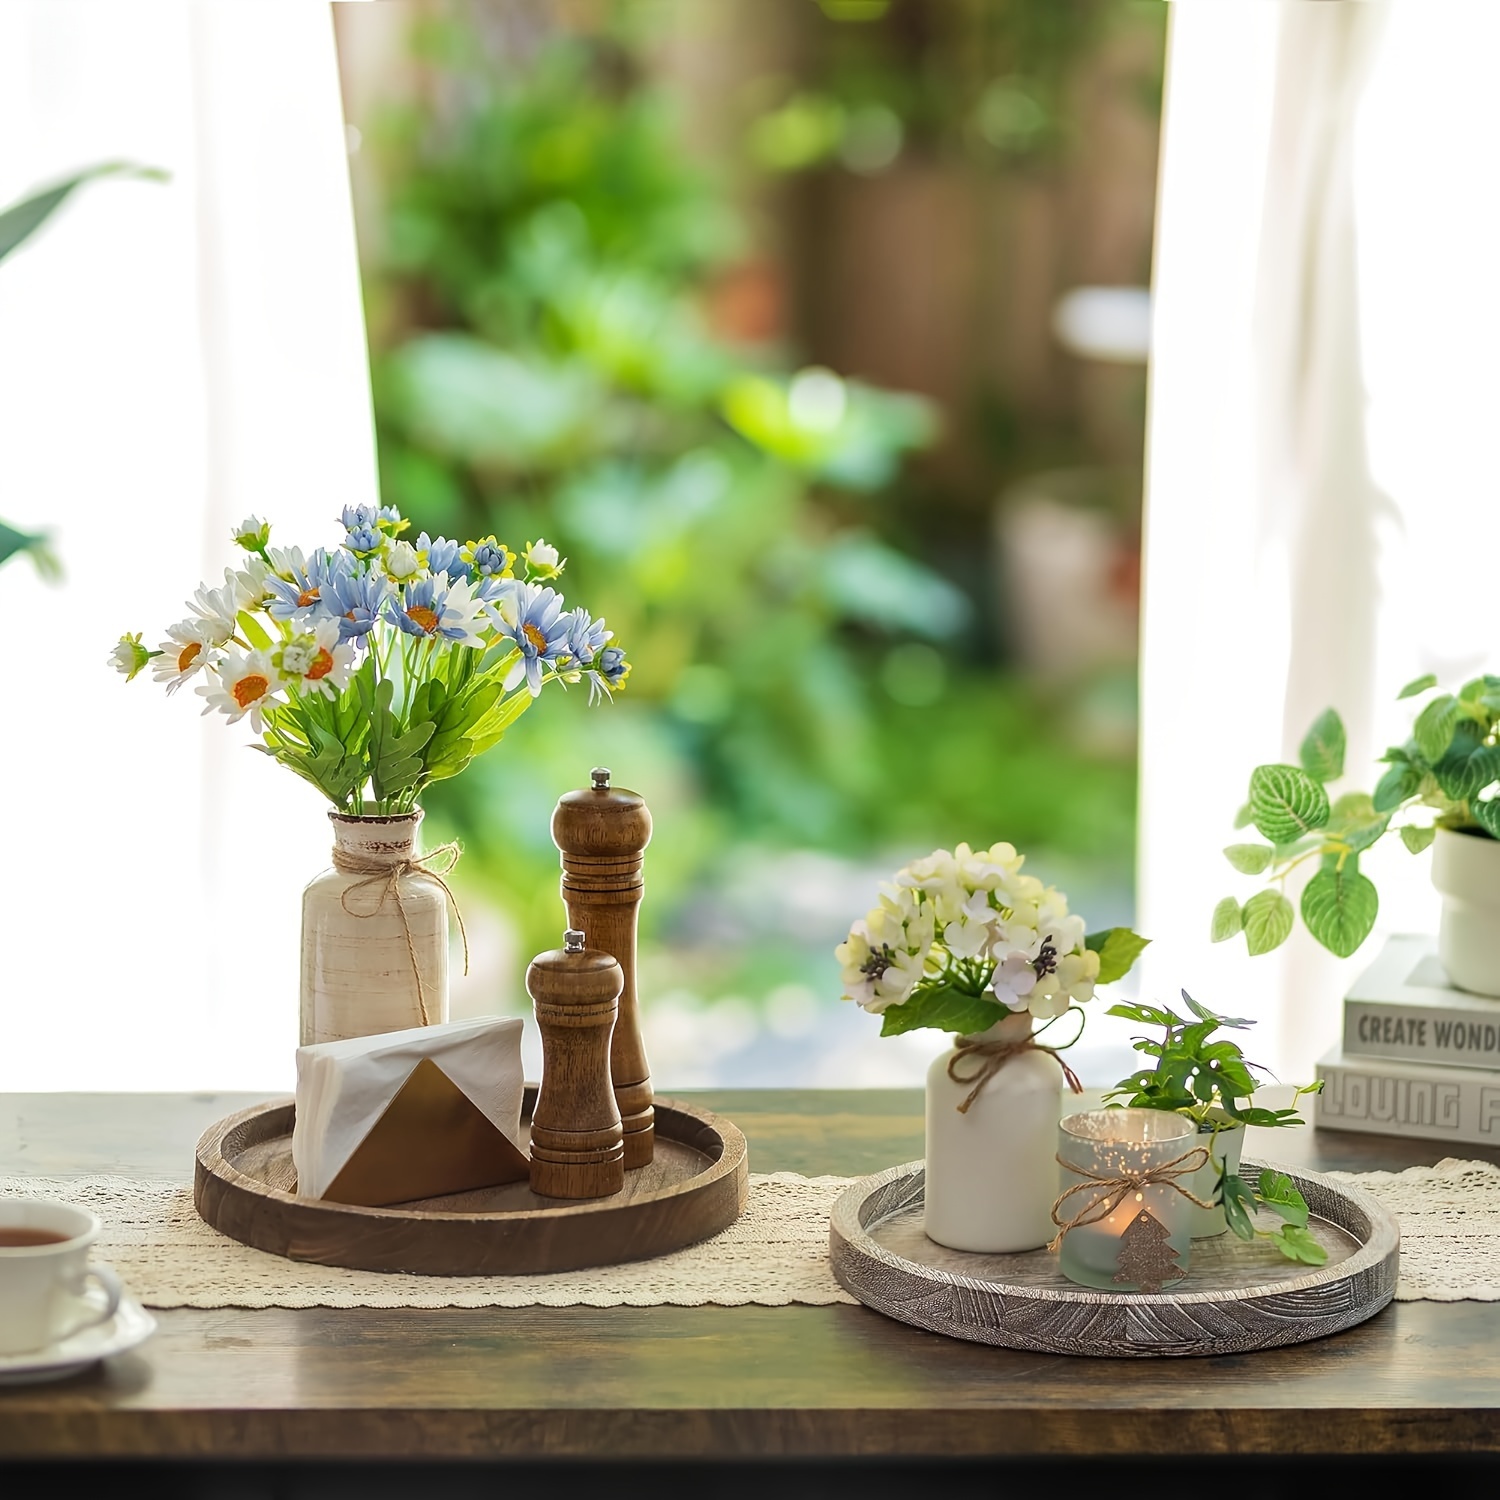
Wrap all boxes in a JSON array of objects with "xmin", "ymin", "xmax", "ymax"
[{"xmin": 320, "ymin": 1057, "xmax": 530, "ymax": 1208}]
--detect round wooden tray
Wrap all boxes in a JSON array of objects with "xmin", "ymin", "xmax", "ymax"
[
  {"xmin": 195, "ymin": 1089, "xmax": 748, "ymax": 1276},
  {"xmin": 829, "ymin": 1156, "xmax": 1399, "ymax": 1358}
]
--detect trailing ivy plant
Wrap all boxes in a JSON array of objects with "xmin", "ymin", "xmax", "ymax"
[
  {"xmin": 1214, "ymin": 673, "xmax": 1500, "ymax": 960},
  {"xmin": 1103, "ymin": 992, "xmax": 1326, "ymax": 1265}
]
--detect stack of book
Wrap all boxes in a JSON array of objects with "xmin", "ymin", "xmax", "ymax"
[{"xmin": 1317, "ymin": 934, "xmax": 1500, "ymax": 1146}]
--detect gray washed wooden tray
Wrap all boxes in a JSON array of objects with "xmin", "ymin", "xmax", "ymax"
[{"xmin": 829, "ymin": 1156, "xmax": 1399, "ymax": 1358}]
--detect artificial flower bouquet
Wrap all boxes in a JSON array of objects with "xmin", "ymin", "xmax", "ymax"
[
  {"xmin": 836, "ymin": 840, "xmax": 1148, "ymax": 1039},
  {"xmin": 110, "ymin": 506, "xmax": 627, "ymax": 812}
]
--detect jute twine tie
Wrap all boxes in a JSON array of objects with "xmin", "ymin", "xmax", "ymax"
[
  {"xmin": 1046, "ymin": 1145, "xmax": 1213, "ymax": 1254},
  {"xmin": 333, "ymin": 841, "xmax": 469, "ymax": 1025},
  {"xmin": 947, "ymin": 1036, "xmax": 1084, "ymax": 1114}
]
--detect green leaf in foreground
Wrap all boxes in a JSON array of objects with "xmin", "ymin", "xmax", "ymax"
[
  {"xmin": 1298, "ymin": 707, "xmax": 1346, "ymax": 783},
  {"xmin": 1400, "ymin": 823, "xmax": 1436, "ymax": 854},
  {"xmin": 1300, "ymin": 863, "xmax": 1378, "ymax": 959},
  {"xmin": 1223, "ymin": 843, "xmax": 1274, "ymax": 875},
  {"xmin": 1221, "ymin": 1173, "xmax": 1257, "ymax": 1241},
  {"xmin": 1256, "ymin": 1169, "xmax": 1311, "ymax": 1228},
  {"xmin": 1397, "ymin": 672, "xmax": 1438, "ymax": 700},
  {"xmin": 1472, "ymin": 798, "xmax": 1500, "ymax": 840},
  {"xmin": 1414, "ymin": 693, "xmax": 1461, "ymax": 764},
  {"xmin": 1373, "ymin": 760, "xmax": 1421, "ymax": 812},
  {"xmin": 1248, "ymin": 764, "xmax": 1330, "ymax": 846},
  {"xmin": 1210, "ymin": 897, "xmax": 1242, "ymax": 943},
  {"xmin": 878, "ymin": 985, "xmax": 1001, "ymax": 1038},
  {"xmin": 1242, "ymin": 888, "xmax": 1294, "ymax": 956},
  {"xmin": 1267, "ymin": 1224, "xmax": 1328, "ymax": 1265},
  {"xmin": 1232, "ymin": 802, "xmax": 1255, "ymax": 830},
  {"xmin": 1327, "ymin": 791, "xmax": 1390, "ymax": 853},
  {"xmin": 1084, "ymin": 927, "xmax": 1150, "ymax": 984}
]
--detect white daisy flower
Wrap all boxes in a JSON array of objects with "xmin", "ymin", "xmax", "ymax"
[
  {"xmin": 196, "ymin": 647, "xmax": 283, "ymax": 731},
  {"xmin": 151, "ymin": 619, "xmax": 217, "ymax": 695},
  {"xmin": 185, "ymin": 575, "xmax": 242, "ymax": 648},
  {"xmin": 275, "ymin": 620, "xmax": 355, "ymax": 701}
]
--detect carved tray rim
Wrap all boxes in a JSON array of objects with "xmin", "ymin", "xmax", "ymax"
[
  {"xmin": 194, "ymin": 1088, "xmax": 748, "ymax": 1277},
  {"xmin": 829, "ymin": 1156, "xmax": 1400, "ymax": 1357}
]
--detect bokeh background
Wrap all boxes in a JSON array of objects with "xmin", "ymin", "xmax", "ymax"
[{"xmin": 331, "ymin": 0, "xmax": 1165, "ymax": 1085}]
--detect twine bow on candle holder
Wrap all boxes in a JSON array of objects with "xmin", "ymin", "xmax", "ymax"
[
  {"xmin": 946, "ymin": 1035, "xmax": 1085, "ymax": 1114},
  {"xmin": 333, "ymin": 841, "xmax": 470, "ymax": 1025},
  {"xmin": 1046, "ymin": 1145, "xmax": 1213, "ymax": 1254}
]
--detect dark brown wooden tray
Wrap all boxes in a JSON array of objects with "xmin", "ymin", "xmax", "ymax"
[{"xmin": 194, "ymin": 1088, "xmax": 748, "ymax": 1276}]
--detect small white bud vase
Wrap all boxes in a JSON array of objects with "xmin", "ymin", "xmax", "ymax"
[
  {"xmin": 1432, "ymin": 826, "xmax": 1500, "ymax": 998},
  {"xmin": 299, "ymin": 811, "xmax": 450, "ymax": 1046},
  {"xmin": 923, "ymin": 1012, "xmax": 1066, "ymax": 1253}
]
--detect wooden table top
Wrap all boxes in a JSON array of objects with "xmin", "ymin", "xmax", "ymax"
[{"xmin": 0, "ymin": 1087, "xmax": 1497, "ymax": 1461}]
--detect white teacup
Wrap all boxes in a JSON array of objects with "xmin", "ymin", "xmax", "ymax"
[{"xmin": 0, "ymin": 1198, "xmax": 123, "ymax": 1356}]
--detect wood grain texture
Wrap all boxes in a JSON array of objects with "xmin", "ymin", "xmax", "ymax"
[
  {"xmin": 4, "ymin": 1088, "xmax": 1500, "ymax": 1459},
  {"xmin": 552, "ymin": 774, "xmax": 654, "ymax": 1167},
  {"xmin": 830, "ymin": 1156, "xmax": 1399, "ymax": 1357},
  {"xmin": 527, "ymin": 943, "xmax": 625, "ymax": 1199},
  {"xmin": 193, "ymin": 1090, "xmax": 746, "ymax": 1275}
]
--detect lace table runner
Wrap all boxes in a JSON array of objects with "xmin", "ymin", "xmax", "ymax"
[
  {"xmin": 0, "ymin": 1172, "xmax": 860, "ymax": 1309},
  {"xmin": 2, "ymin": 1158, "xmax": 1494, "ymax": 1308}
]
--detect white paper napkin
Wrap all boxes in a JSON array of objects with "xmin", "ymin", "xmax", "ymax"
[{"xmin": 291, "ymin": 1016, "xmax": 525, "ymax": 1199}]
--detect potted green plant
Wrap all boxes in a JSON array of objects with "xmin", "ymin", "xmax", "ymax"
[
  {"xmin": 1103, "ymin": 991, "xmax": 1325, "ymax": 1262},
  {"xmin": 1214, "ymin": 673, "xmax": 1500, "ymax": 995}
]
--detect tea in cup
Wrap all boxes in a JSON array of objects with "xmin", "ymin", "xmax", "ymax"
[{"xmin": 0, "ymin": 1198, "xmax": 122, "ymax": 1355}]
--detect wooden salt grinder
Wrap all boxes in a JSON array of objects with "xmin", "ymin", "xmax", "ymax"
[
  {"xmin": 551, "ymin": 767, "xmax": 655, "ymax": 1168},
  {"xmin": 527, "ymin": 929, "xmax": 626, "ymax": 1200}
]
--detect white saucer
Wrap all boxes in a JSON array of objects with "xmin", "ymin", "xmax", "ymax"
[{"xmin": 0, "ymin": 1296, "xmax": 156, "ymax": 1384}]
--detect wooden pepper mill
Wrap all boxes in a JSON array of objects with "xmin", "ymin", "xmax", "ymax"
[
  {"xmin": 526, "ymin": 929, "xmax": 625, "ymax": 1200},
  {"xmin": 551, "ymin": 767, "xmax": 655, "ymax": 1168}
]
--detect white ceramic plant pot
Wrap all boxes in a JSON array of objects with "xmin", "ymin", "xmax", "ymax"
[
  {"xmin": 299, "ymin": 811, "xmax": 450, "ymax": 1046},
  {"xmin": 923, "ymin": 1012, "xmax": 1065, "ymax": 1253},
  {"xmin": 1187, "ymin": 1118, "xmax": 1245, "ymax": 1239},
  {"xmin": 1432, "ymin": 826, "xmax": 1500, "ymax": 998}
]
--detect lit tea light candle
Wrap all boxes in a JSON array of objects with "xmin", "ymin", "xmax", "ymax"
[{"xmin": 1052, "ymin": 1108, "xmax": 1207, "ymax": 1292}]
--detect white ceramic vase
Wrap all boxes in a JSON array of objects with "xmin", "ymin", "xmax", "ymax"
[
  {"xmin": 1187, "ymin": 1118, "xmax": 1245, "ymax": 1238},
  {"xmin": 1432, "ymin": 826, "xmax": 1500, "ymax": 998},
  {"xmin": 299, "ymin": 811, "xmax": 450, "ymax": 1047},
  {"xmin": 923, "ymin": 1012, "xmax": 1064, "ymax": 1253}
]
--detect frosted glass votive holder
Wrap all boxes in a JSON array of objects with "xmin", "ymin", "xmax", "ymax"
[{"xmin": 1055, "ymin": 1109, "xmax": 1200, "ymax": 1292}]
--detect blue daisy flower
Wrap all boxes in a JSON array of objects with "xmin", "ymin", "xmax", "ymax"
[
  {"xmin": 320, "ymin": 561, "xmax": 391, "ymax": 640},
  {"xmin": 492, "ymin": 583, "xmax": 569, "ymax": 697},
  {"xmin": 384, "ymin": 576, "xmax": 485, "ymax": 646},
  {"xmin": 417, "ymin": 532, "xmax": 469, "ymax": 583}
]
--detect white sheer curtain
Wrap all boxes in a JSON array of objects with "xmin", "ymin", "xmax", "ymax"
[
  {"xmin": 0, "ymin": 2, "xmax": 377, "ymax": 1091},
  {"xmin": 1139, "ymin": 0, "xmax": 1500, "ymax": 1082}
]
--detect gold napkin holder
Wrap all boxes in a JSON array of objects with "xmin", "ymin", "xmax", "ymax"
[{"xmin": 321, "ymin": 1057, "xmax": 529, "ymax": 1208}]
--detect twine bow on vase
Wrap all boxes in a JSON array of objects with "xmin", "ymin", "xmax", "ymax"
[
  {"xmin": 1046, "ymin": 1146, "xmax": 1213, "ymax": 1254},
  {"xmin": 946, "ymin": 1034, "xmax": 1085, "ymax": 1114},
  {"xmin": 333, "ymin": 840, "xmax": 471, "ymax": 1026}
]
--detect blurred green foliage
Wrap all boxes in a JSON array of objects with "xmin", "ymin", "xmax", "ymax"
[{"xmin": 360, "ymin": 6, "xmax": 1137, "ymax": 977}]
